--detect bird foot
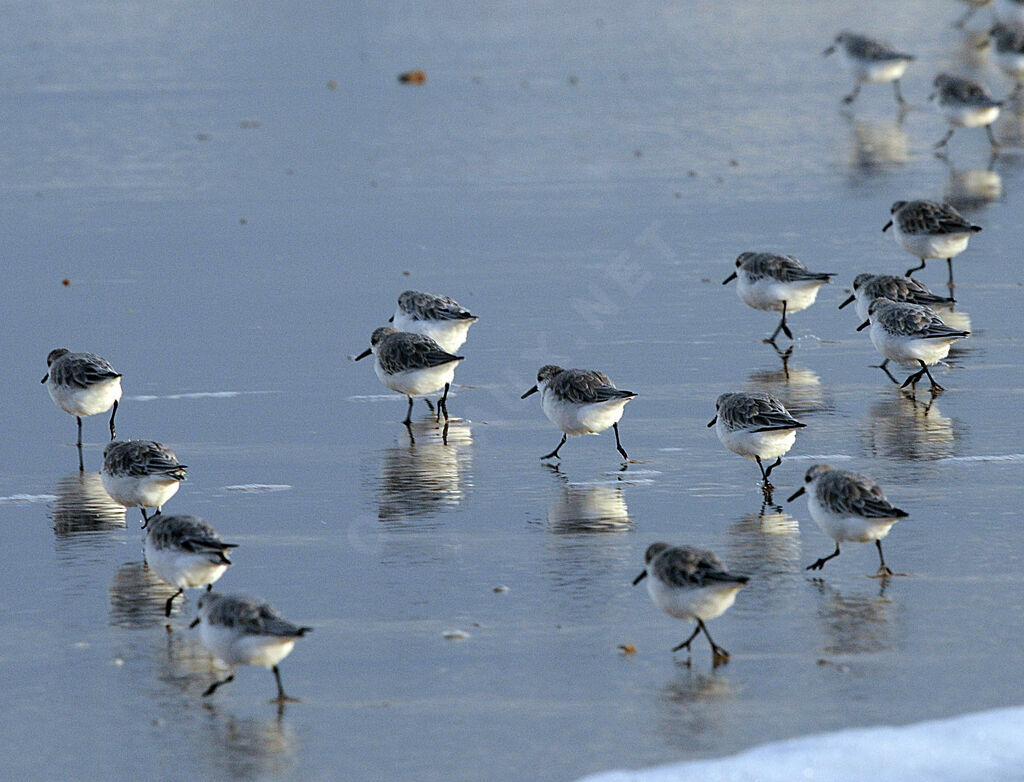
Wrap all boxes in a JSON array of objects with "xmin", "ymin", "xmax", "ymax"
[
  {"xmin": 269, "ymin": 695, "xmax": 300, "ymax": 705},
  {"xmin": 711, "ymin": 647, "xmax": 731, "ymax": 667},
  {"xmin": 806, "ymin": 559, "xmax": 827, "ymax": 571}
]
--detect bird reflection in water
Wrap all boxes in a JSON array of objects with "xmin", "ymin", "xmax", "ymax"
[
  {"xmin": 725, "ymin": 501, "xmax": 802, "ymax": 584},
  {"xmin": 109, "ymin": 561, "xmax": 180, "ymax": 630},
  {"xmin": 844, "ymin": 114, "xmax": 909, "ymax": 174},
  {"xmin": 198, "ymin": 708, "xmax": 298, "ymax": 776},
  {"xmin": 376, "ymin": 418, "xmax": 471, "ymax": 523},
  {"xmin": 52, "ymin": 471, "xmax": 125, "ymax": 537},
  {"xmin": 941, "ymin": 154, "xmax": 1002, "ymax": 211},
  {"xmin": 812, "ymin": 579, "xmax": 896, "ymax": 655},
  {"xmin": 746, "ymin": 344, "xmax": 831, "ymax": 419},
  {"xmin": 860, "ymin": 391, "xmax": 957, "ymax": 462},
  {"xmin": 546, "ymin": 465, "xmax": 634, "ymax": 534},
  {"xmin": 657, "ymin": 667, "xmax": 737, "ymax": 751}
]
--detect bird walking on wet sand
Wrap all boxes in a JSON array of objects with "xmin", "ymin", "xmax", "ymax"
[
  {"xmin": 723, "ymin": 252, "xmax": 833, "ymax": 344},
  {"xmin": 144, "ymin": 513, "xmax": 237, "ymax": 617},
  {"xmin": 102, "ymin": 440, "xmax": 187, "ymax": 525},
  {"xmin": 389, "ymin": 290, "xmax": 478, "ymax": 353},
  {"xmin": 883, "ymin": 199, "xmax": 981, "ymax": 285},
  {"xmin": 823, "ymin": 31, "xmax": 915, "ymax": 109},
  {"xmin": 789, "ymin": 464, "xmax": 908, "ymax": 577},
  {"xmin": 633, "ymin": 542, "xmax": 748, "ymax": 665},
  {"xmin": 42, "ymin": 349, "xmax": 122, "ymax": 469},
  {"xmin": 857, "ymin": 297, "xmax": 970, "ymax": 393},
  {"xmin": 354, "ymin": 327, "xmax": 464, "ymax": 425},
  {"xmin": 709, "ymin": 391, "xmax": 805, "ymax": 496},
  {"xmin": 931, "ymin": 73, "xmax": 1003, "ymax": 151},
  {"xmin": 191, "ymin": 592, "xmax": 312, "ymax": 705},
  {"xmin": 521, "ymin": 365, "xmax": 636, "ymax": 461}
]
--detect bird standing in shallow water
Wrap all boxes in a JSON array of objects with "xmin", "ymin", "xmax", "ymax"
[
  {"xmin": 355, "ymin": 326, "xmax": 464, "ymax": 426},
  {"xmin": 521, "ymin": 365, "xmax": 636, "ymax": 461},
  {"xmin": 709, "ymin": 391, "xmax": 805, "ymax": 497},
  {"xmin": 823, "ymin": 32, "xmax": 915, "ymax": 109},
  {"xmin": 191, "ymin": 592, "xmax": 312, "ymax": 705},
  {"xmin": 882, "ymin": 200, "xmax": 981, "ymax": 286},
  {"xmin": 723, "ymin": 252, "xmax": 833, "ymax": 345},
  {"xmin": 102, "ymin": 440, "xmax": 187, "ymax": 526},
  {"xmin": 789, "ymin": 464, "xmax": 908, "ymax": 577},
  {"xmin": 931, "ymin": 73, "xmax": 1003, "ymax": 151},
  {"xmin": 389, "ymin": 290, "xmax": 478, "ymax": 353},
  {"xmin": 633, "ymin": 542, "xmax": 748, "ymax": 665},
  {"xmin": 42, "ymin": 349, "xmax": 122, "ymax": 470}
]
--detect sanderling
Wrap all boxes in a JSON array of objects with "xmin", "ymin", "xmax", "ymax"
[
  {"xmin": 144, "ymin": 513, "xmax": 237, "ymax": 617},
  {"xmin": 101, "ymin": 440, "xmax": 187, "ymax": 525},
  {"xmin": 931, "ymin": 73, "xmax": 1003, "ymax": 150},
  {"xmin": 882, "ymin": 199, "xmax": 981, "ymax": 284},
  {"xmin": 723, "ymin": 252, "xmax": 833, "ymax": 344},
  {"xmin": 989, "ymin": 25, "xmax": 1024, "ymax": 98},
  {"xmin": 709, "ymin": 391, "xmax": 805, "ymax": 494},
  {"xmin": 995, "ymin": 0, "xmax": 1024, "ymax": 30},
  {"xmin": 354, "ymin": 327, "xmax": 464, "ymax": 425},
  {"xmin": 190, "ymin": 592, "xmax": 312, "ymax": 704},
  {"xmin": 633, "ymin": 542, "xmax": 749, "ymax": 664},
  {"xmin": 788, "ymin": 464, "xmax": 908, "ymax": 577},
  {"xmin": 839, "ymin": 273, "xmax": 956, "ymax": 323},
  {"xmin": 823, "ymin": 32, "xmax": 915, "ymax": 108},
  {"xmin": 521, "ymin": 365, "xmax": 636, "ymax": 461},
  {"xmin": 389, "ymin": 290, "xmax": 478, "ymax": 353},
  {"xmin": 857, "ymin": 297, "xmax": 970, "ymax": 393},
  {"xmin": 42, "ymin": 349, "xmax": 122, "ymax": 465}
]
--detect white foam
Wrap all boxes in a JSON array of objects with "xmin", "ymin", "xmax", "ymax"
[
  {"xmin": 0, "ymin": 493, "xmax": 58, "ymax": 504},
  {"xmin": 577, "ymin": 706, "xmax": 1024, "ymax": 782},
  {"xmin": 127, "ymin": 390, "xmax": 278, "ymax": 402},
  {"xmin": 222, "ymin": 484, "xmax": 292, "ymax": 493}
]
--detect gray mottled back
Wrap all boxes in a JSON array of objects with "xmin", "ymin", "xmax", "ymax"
[
  {"xmin": 838, "ymin": 32, "xmax": 912, "ymax": 62},
  {"xmin": 735, "ymin": 252, "xmax": 832, "ymax": 284},
  {"xmin": 868, "ymin": 298, "xmax": 969, "ymax": 339},
  {"xmin": 806, "ymin": 464, "xmax": 907, "ymax": 519},
  {"xmin": 853, "ymin": 274, "xmax": 953, "ymax": 308},
  {"xmin": 398, "ymin": 290, "xmax": 475, "ymax": 321},
  {"xmin": 544, "ymin": 367, "xmax": 636, "ymax": 404},
  {"xmin": 892, "ymin": 199, "xmax": 980, "ymax": 236},
  {"xmin": 374, "ymin": 330, "xmax": 463, "ymax": 374},
  {"xmin": 198, "ymin": 593, "xmax": 311, "ymax": 637},
  {"xmin": 647, "ymin": 543, "xmax": 748, "ymax": 588},
  {"xmin": 103, "ymin": 440, "xmax": 187, "ymax": 479},
  {"xmin": 47, "ymin": 350, "xmax": 121, "ymax": 389},
  {"xmin": 933, "ymin": 73, "xmax": 1002, "ymax": 107},
  {"xmin": 992, "ymin": 25, "xmax": 1024, "ymax": 54},
  {"xmin": 715, "ymin": 391, "xmax": 804, "ymax": 432},
  {"xmin": 146, "ymin": 513, "xmax": 236, "ymax": 555}
]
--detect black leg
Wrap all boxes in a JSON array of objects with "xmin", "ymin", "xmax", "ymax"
[
  {"xmin": 423, "ymin": 398, "xmax": 435, "ymax": 412},
  {"xmin": 438, "ymin": 383, "xmax": 451, "ymax": 422},
  {"xmin": 540, "ymin": 434, "xmax": 567, "ymax": 460},
  {"xmin": 900, "ymin": 364, "xmax": 927, "ymax": 391},
  {"xmin": 946, "ymin": 258, "xmax": 954, "ymax": 288},
  {"xmin": 271, "ymin": 665, "xmax": 299, "ymax": 704},
  {"xmin": 140, "ymin": 508, "xmax": 150, "ymax": 529},
  {"xmin": 934, "ymin": 127, "xmax": 954, "ymax": 149},
  {"xmin": 77, "ymin": 441, "xmax": 84, "ymax": 473},
  {"xmin": 842, "ymin": 83, "xmax": 861, "ymax": 105},
  {"xmin": 202, "ymin": 673, "xmax": 235, "ymax": 697},
  {"xmin": 671, "ymin": 624, "xmax": 702, "ymax": 653},
  {"xmin": 892, "ymin": 80, "xmax": 906, "ymax": 109},
  {"xmin": 164, "ymin": 588, "xmax": 183, "ymax": 618},
  {"xmin": 986, "ymin": 123, "xmax": 999, "ymax": 151},
  {"xmin": 763, "ymin": 457, "xmax": 782, "ymax": 480},
  {"xmin": 613, "ymin": 422, "xmax": 629, "ymax": 460},
  {"xmin": 698, "ymin": 618, "xmax": 730, "ymax": 664},
  {"xmin": 403, "ymin": 420, "xmax": 415, "ymax": 445},
  {"xmin": 875, "ymin": 540, "xmax": 894, "ymax": 578},
  {"xmin": 76, "ymin": 416, "xmax": 83, "ymax": 448},
  {"xmin": 920, "ymin": 361, "xmax": 945, "ymax": 393},
  {"xmin": 403, "ymin": 396, "xmax": 413, "ymax": 425},
  {"xmin": 807, "ymin": 543, "xmax": 841, "ymax": 571},
  {"xmin": 755, "ymin": 456, "xmax": 775, "ymax": 492},
  {"xmin": 905, "ymin": 258, "xmax": 927, "ymax": 277},
  {"xmin": 109, "ymin": 400, "xmax": 118, "ymax": 440}
]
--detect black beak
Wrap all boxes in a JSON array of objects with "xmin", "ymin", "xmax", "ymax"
[
  {"xmin": 632, "ymin": 570, "xmax": 647, "ymax": 586},
  {"xmin": 387, "ymin": 315, "xmax": 394, "ymax": 323},
  {"xmin": 882, "ymin": 220, "xmax": 892, "ymax": 232},
  {"xmin": 722, "ymin": 271, "xmax": 737, "ymax": 285},
  {"xmin": 822, "ymin": 44, "xmax": 836, "ymax": 56},
  {"xmin": 41, "ymin": 373, "xmax": 49, "ymax": 383},
  {"xmin": 838, "ymin": 294, "xmax": 855, "ymax": 310},
  {"xmin": 189, "ymin": 617, "xmax": 200, "ymax": 629},
  {"xmin": 856, "ymin": 320, "xmax": 870, "ymax": 331},
  {"xmin": 927, "ymin": 92, "xmax": 936, "ymax": 102},
  {"xmin": 787, "ymin": 486, "xmax": 806, "ymax": 502},
  {"xmin": 521, "ymin": 385, "xmax": 538, "ymax": 399},
  {"xmin": 707, "ymin": 415, "xmax": 717, "ymax": 427},
  {"xmin": 354, "ymin": 347, "xmax": 372, "ymax": 361}
]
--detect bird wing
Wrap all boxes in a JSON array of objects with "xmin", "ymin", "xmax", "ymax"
[{"xmin": 551, "ymin": 369, "xmax": 636, "ymax": 404}]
